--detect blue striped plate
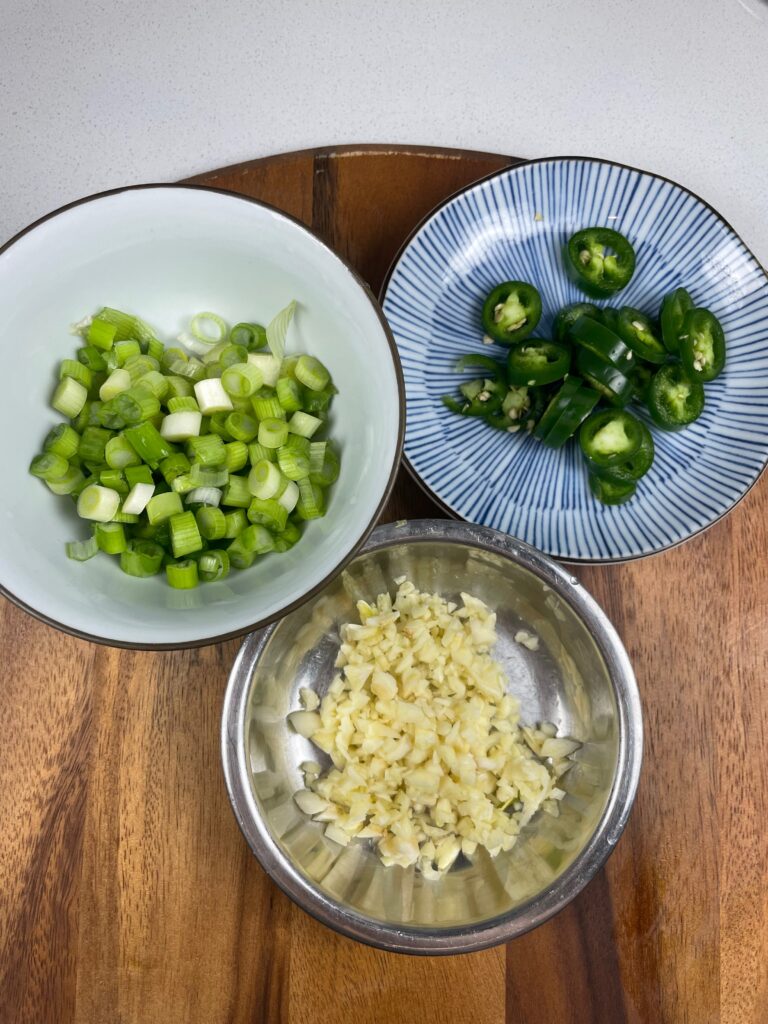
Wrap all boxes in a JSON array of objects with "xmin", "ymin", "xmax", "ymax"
[{"xmin": 381, "ymin": 157, "xmax": 768, "ymax": 562}]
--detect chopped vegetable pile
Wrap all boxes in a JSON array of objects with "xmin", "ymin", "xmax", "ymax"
[
  {"xmin": 30, "ymin": 303, "xmax": 340, "ymax": 587},
  {"xmin": 289, "ymin": 579, "xmax": 578, "ymax": 876},
  {"xmin": 444, "ymin": 226, "xmax": 726, "ymax": 505}
]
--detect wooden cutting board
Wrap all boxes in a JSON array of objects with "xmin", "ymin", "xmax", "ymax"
[{"xmin": 1, "ymin": 145, "xmax": 765, "ymax": 1024}]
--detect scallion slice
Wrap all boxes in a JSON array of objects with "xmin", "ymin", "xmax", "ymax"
[
  {"xmin": 248, "ymin": 460, "xmax": 284, "ymax": 499},
  {"xmin": 277, "ymin": 480, "xmax": 300, "ymax": 512},
  {"xmin": 66, "ymin": 535, "xmax": 100, "ymax": 561},
  {"xmin": 169, "ymin": 510, "xmax": 203, "ymax": 557},
  {"xmin": 277, "ymin": 446, "xmax": 310, "ymax": 481},
  {"xmin": 113, "ymin": 339, "xmax": 141, "ymax": 366},
  {"xmin": 194, "ymin": 378, "xmax": 233, "ymax": 415},
  {"xmin": 94, "ymin": 522, "xmax": 127, "ymax": 554},
  {"xmin": 123, "ymin": 422, "xmax": 173, "ymax": 465},
  {"xmin": 248, "ymin": 442, "xmax": 277, "ymax": 465},
  {"xmin": 146, "ymin": 490, "xmax": 183, "ymax": 524},
  {"xmin": 187, "ymin": 434, "xmax": 226, "ymax": 467},
  {"xmin": 87, "ymin": 318, "xmax": 118, "ymax": 351},
  {"xmin": 251, "ymin": 393, "xmax": 285, "ymax": 421},
  {"xmin": 120, "ymin": 539, "xmax": 164, "ymax": 577},
  {"xmin": 160, "ymin": 411, "xmax": 203, "ymax": 441},
  {"xmin": 223, "ymin": 509, "xmax": 247, "ymax": 538},
  {"xmin": 78, "ymin": 427, "xmax": 112, "ymax": 463},
  {"xmin": 230, "ymin": 323, "xmax": 267, "ymax": 350},
  {"xmin": 295, "ymin": 354, "xmax": 330, "ymax": 392},
  {"xmin": 137, "ymin": 370, "xmax": 169, "ymax": 401},
  {"xmin": 122, "ymin": 481, "xmax": 155, "ymax": 515},
  {"xmin": 247, "ymin": 354, "xmax": 282, "ymax": 389},
  {"xmin": 105, "ymin": 435, "xmax": 142, "ymax": 469},
  {"xmin": 295, "ymin": 478, "xmax": 325, "ymax": 520},
  {"xmin": 266, "ymin": 300, "xmax": 296, "ymax": 361},
  {"xmin": 225, "ymin": 411, "xmax": 259, "ymax": 443},
  {"xmin": 164, "ymin": 375, "xmax": 194, "ymax": 399},
  {"xmin": 196, "ymin": 506, "xmax": 226, "ymax": 540},
  {"xmin": 166, "ymin": 559, "xmax": 199, "ymax": 589},
  {"xmin": 78, "ymin": 346, "xmax": 107, "ymax": 372},
  {"xmin": 96, "ymin": 307, "xmax": 158, "ymax": 345},
  {"xmin": 247, "ymin": 497, "xmax": 288, "ymax": 532},
  {"xmin": 190, "ymin": 312, "xmax": 228, "ymax": 346},
  {"xmin": 221, "ymin": 474, "xmax": 251, "ymax": 508},
  {"xmin": 125, "ymin": 464, "xmax": 154, "ymax": 487},
  {"xmin": 167, "ymin": 396, "xmax": 199, "ymax": 413},
  {"xmin": 288, "ymin": 411, "xmax": 322, "ymax": 439},
  {"xmin": 60, "ymin": 358, "xmax": 92, "ymax": 390},
  {"xmin": 258, "ymin": 417, "xmax": 289, "ymax": 449},
  {"xmin": 198, "ymin": 549, "xmax": 230, "ymax": 582},
  {"xmin": 52, "ymin": 377, "xmax": 88, "ymax": 418},
  {"xmin": 221, "ymin": 362, "xmax": 263, "ymax": 398},
  {"xmin": 160, "ymin": 452, "xmax": 191, "ymax": 484},
  {"xmin": 276, "ymin": 377, "xmax": 303, "ymax": 413},
  {"xmin": 189, "ymin": 463, "xmax": 228, "ymax": 488},
  {"xmin": 99, "ymin": 368, "xmax": 132, "ymax": 401},
  {"xmin": 186, "ymin": 486, "xmax": 222, "ymax": 506},
  {"xmin": 30, "ymin": 451, "xmax": 70, "ymax": 481},
  {"xmin": 77, "ymin": 484, "xmax": 121, "ymax": 522},
  {"xmin": 223, "ymin": 440, "xmax": 248, "ymax": 473},
  {"xmin": 46, "ymin": 465, "xmax": 86, "ymax": 495}
]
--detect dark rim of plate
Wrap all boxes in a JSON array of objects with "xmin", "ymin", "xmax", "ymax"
[
  {"xmin": 0, "ymin": 182, "xmax": 406, "ymax": 650},
  {"xmin": 378, "ymin": 153, "xmax": 768, "ymax": 565}
]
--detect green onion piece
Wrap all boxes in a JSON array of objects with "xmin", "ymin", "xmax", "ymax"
[
  {"xmin": 240, "ymin": 524, "xmax": 276, "ymax": 554},
  {"xmin": 190, "ymin": 312, "xmax": 227, "ymax": 346},
  {"xmin": 146, "ymin": 338, "xmax": 165, "ymax": 361},
  {"xmin": 186, "ymin": 486, "xmax": 222, "ymax": 507},
  {"xmin": 78, "ymin": 426, "xmax": 112, "ymax": 463},
  {"xmin": 301, "ymin": 383, "xmax": 336, "ymax": 415},
  {"xmin": 166, "ymin": 559, "xmax": 199, "ymax": 589},
  {"xmin": 87, "ymin": 318, "xmax": 118, "ymax": 351},
  {"xmin": 78, "ymin": 345, "xmax": 107, "ymax": 372},
  {"xmin": 223, "ymin": 509, "xmax": 247, "ymax": 538},
  {"xmin": 187, "ymin": 434, "xmax": 226, "ymax": 466},
  {"xmin": 123, "ymin": 422, "xmax": 173, "ymax": 465},
  {"xmin": 309, "ymin": 441, "xmax": 340, "ymax": 486},
  {"xmin": 203, "ymin": 362, "xmax": 223, "ymax": 380},
  {"xmin": 43, "ymin": 424, "xmax": 80, "ymax": 459},
  {"xmin": 112, "ymin": 510, "xmax": 140, "ymax": 524},
  {"xmin": 206, "ymin": 411, "xmax": 232, "ymax": 439},
  {"xmin": 169, "ymin": 358, "xmax": 206, "ymax": 383},
  {"xmin": 282, "ymin": 433, "xmax": 311, "ymax": 456},
  {"xmin": 77, "ymin": 484, "xmax": 121, "ymax": 522},
  {"xmin": 226, "ymin": 538, "xmax": 255, "ymax": 570},
  {"xmin": 52, "ymin": 377, "xmax": 88, "ymax": 418},
  {"xmin": 96, "ymin": 307, "xmax": 158, "ymax": 345},
  {"xmin": 189, "ymin": 463, "xmax": 228, "ymax": 488},
  {"xmin": 221, "ymin": 362, "xmax": 263, "ymax": 398},
  {"xmin": 46, "ymin": 465, "xmax": 86, "ymax": 495},
  {"xmin": 30, "ymin": 451, "xmax": 69, "ymax": 481},
  {"xmin": 223, "ymin": 441, "xmax": 248, "ymax": 473},
  {"xmin": 251, "ymin": 394, "xmax": 285, "ymax": 421},
  {"xmin": 266, "ymin": 300, "xmax": 296, "ymax": 361},
  {"xmin": 258, "ymin": 417, "xmax": 289, "ymax": 449},
  {"xmin": 146, "ymin": 490, "xmax": 183, "ymax": 524},
  {"xmin": 114, "ymin": 339, "xmax": 141, "ymax": 366},
  {"xmin": 196, "ymin": 506, "xmax": 226, "ymax": 540},
  {"xmin": 164, "ymin": 375, "xmax": 194, "ymax": 399},
  {"xmin": 111, "ymin": 386, "xmax": 160, "ymax": 425},
  {"xmin": 248, "ymin": 442, "xmax": 277, "ymax": 465},
  {"xmin": 221, "ymin": 474, "xmax": 251, "ymax": 508},
  {"xmin": 161, "ymin": 347, "xmax": 188, "ymax": 371},
  {"xmin": 288, "ymin": 411, "xmax": 322, "ymax": 439},
  {"xmin": 124, "ymin": 356, "xmax": 161, "ymax": 386},
  {"xmin": 94, "ymin": 521, "xmax": 127, "ymax": 554},
  {"xmin": 247, "ymin": 354, "xmax": 282, "ymax": 389},
  {"xmin": 225, "ymin": 411, "xmax": 259, "ymax": 443},
  {"xmin": 104, "ymin": 435, "xmax": 141, "ymax": 470},
  {"xmin": 296, "ymin": 478, "xmax": 325, "ymax": 520},
  {"xmin": 273, "ymin": 520, "xmax": 302, "ymax": 551},
  {"xmin": 137, "ymin": 370, "xmax": 169, "ymax": 401},
  {"xmin": 247, "ymin": 497, "xmax": 288, "ymax": 532},
  {"xmin": 194, "ymin": 378, "xmax": 233, "ymax": 414},
  {"xmin": 200, "ymin": 340, "xmax": 228, "ymax": 365},
  {"xmin": 160, "ymin": 410, "xmax": 203, "ymax": 441},
  {"xmin": 171, "ymin": 473, "xmax": 196, "ymax": 495},
  {"xmin": 230, "ymin": 323, "xmax": 267, "ymax": 351},
  {"xmin": 295, "ymin": 355, "xmax": 331, "ymax": 392},
  {"xmin": 120, "ymin": 539, "xmax": 164, "ymax": 577},
  {"xmin": 60, "ymin": 358, "xmax": 92, "ymax": 390},
  {"xmin": 86, "ymin": 401, "xmax": 105, "ymax": 426},
  {"xmin": 97, "ymin": 399, "xmax": 127, "ymax": 430},
  {"xmin": 66, "ymin": 535, "xmax": 99, "ymax": 561},
  {"xmin": 277, "ymin": 480, "xmax": 299, "ymax": 512},
  {"xmin": 167, "ymin": 396, "xmax": 199, "ymax": 413},
  {"xmin": 248, "ymin": 459, "xmax": 284, "ymax": 499},
  {"xmin": 198, "ymin": 549, "xmax": 230, "ymax": 582},
  {"xmin": 169, "ymin": 511, "xmax": 203, "ymax": 557},
  {"xmin": 122, "ymin": 481, "xmax": 155, "ymax": 515},
  {"xmin": 275, "ymin": 377, "xmax": 303, "ymax": 413},
  {"xmin": 280, "ymin": 355, "xmax": 300, "ymax": 379},
  {"xmin": 99, "ymin": 368, "xmax": 132, "ymax": 401},
  {"xmin": 277, "ymin": 446, "xmax": 310, "ymax": 481},
  {"xmin": 160, "ymin": 452, "xmax": 191, "ymax": 484},
  {"xmin": 99, "ymin": 469, "xmax": 129, "ymax": 495},
  {"xmin": 217, "ymin": 344, "xmax": 248, "ymax": 369},
  {"xmin": 125, "ymin": 464, "xmax": 153, "ymax": 486}
]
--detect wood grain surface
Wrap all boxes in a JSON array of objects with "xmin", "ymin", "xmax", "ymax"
[{"xmin": 0, "ymin": 144, "xmax": 765, "ymax": 1024}]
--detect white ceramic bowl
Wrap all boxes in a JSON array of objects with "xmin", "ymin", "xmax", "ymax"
[{"xmin": 0, "ymin": 185, "xmax": 403, "ymax": 648}]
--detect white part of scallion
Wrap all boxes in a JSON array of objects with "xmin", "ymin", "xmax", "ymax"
[
  {"xmin": 277, "ymin": 480, "xmax": 299, "ymax": 512},
  {"xmin": 160, "ymin": 411, "xmax": 203, "ymax": 441},
  {"xmin": 194, "ymin": 378, "xmax": 234, "ymax": 415},
  {"xmin": 52, "ymin": 377, "xmax": 88, "ymax": 418},
  {"xmin": 288, "ymin": 411, "xmax": 323, "ymax": 438},
  {"xmin": 185, "ymin": 487, "xmax": 222, "ymax": 506},
  {"xmin": 178, "ymin": 331, "xmax": 214, "ymax": 358},
  {"xmin": 246, "ymin": 353, "xmax": 282, "ymax": 388},
  {"xmin": 265, "ymin": 300, "xmax": 296, "ymax": 361},
  {"xmin": 248, "ymin": 459, "xmax": 283, "ymax": 499},
  {"xmin": 77, "ymin": 484, "xmax": 121, "ymax": 522},
  {"xmin": 121, "ymin": 482, "xmax": 155, "ymax": 515},
  {"xmin": 99, "ymin": 367, "xmax": 132, "ymax": 401}
]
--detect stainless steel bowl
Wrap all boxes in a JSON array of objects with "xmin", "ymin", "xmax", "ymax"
[{"xmin": 221, "ymin": 520, "xmax": 643, "ymax": 954}]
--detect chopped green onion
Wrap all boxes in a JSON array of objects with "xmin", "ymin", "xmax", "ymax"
[
  {"xmin": 225, "ymin": 411, "xmax": 259, "ymax": 443},
  {"xmin": 240, "ymin": 524, "xmax": 276, "ymax": 554},
  {"xmin": 170, "ymin": 510, "xmax": 203, "ymax": 557},
  {"xmin": 288, "ymin": 411, "xmax": 322, "ymax": 438},
  {"xmin": 120, "ymin": 539, "xmax": 164, "ymax": 577},
  {"xmin": 190, "ymin": 312, "xmax": 228, "ymax": 346},
  {"xmin": 277, "ymin": 446, "xmax": 310, "ymax": 480},
  {"xmin": 78, "ymin": 427, "xmax": 112, "ymax": 463},
  {"xmin": 96, "ymin": 307, "xmax": 158, "ymax": 344},
  {"xmin": 111, "ymin": 509, "xmax": 141, "ymax": 524},
  {"xmin": 194, "ymin": 378, "xmax": 233, "ymax": 415},
  {"xmin": 87, "ymin": 318, "xmax": 117, "ymax": 351},
  {"xmin": 137, "ymin": 370, "xmax": 169, "ymax": 401},
  {"xmin": 114, "ymin": 339, "xmax": 141, "ymax": 366},
  {"xmin": 122, "ymin": 481, "xmax": 155, "ymax": 515},
  {"xmin": 207, "ymin": 411, "xmax": 232, "ymax": 439},
  {"xmin": 258, "ymin": 417, "xmax": 289, "ymax": 449},
  {"xmin": 99, "ymin": 469, "xmax": 129, "ymax": 495},
  {"xmin": 189, "ymin": 464, "xmax": 228, "ymax": 488},
  {"xmin": 162, "ymin": 347, "xmax": 187, "ymax": 370},
  {"xmin": 187, "ymin": 434, "xmax": 226, "ymax": 466},
  {"xmin": 196, "ymin": 506, "xmax": 226, "ymax": 540},
  {"xmin": 277, "ymin": 480, "xmax": 300, "ymax": 512},
  {"xmin": 266, "ymin": 300, "xmax": 296, "ymax": 361},
  {"xmin": 248, "ymin": 442, "xmax": 276, "ymax": 465},
  {"xmin": 99, "ymin": 368, "xmax": 132, "ymax": 401},
  {"xmin": 164, "ymin": 375, "xmax": 194, "ymax": 399},
  {"xmin": 171, "ymin": 473, "xmax": 196, "ymax": 495},
  {"xmin": 30, "ymin": 451, "xmax": 69, "ymax": 481},
  {"xmin": 198, "ymin": 549, "xmax": 230, "ymax": 581},
  {"xmin": 221, "ymin": 474, "xmax": 251, "ymax": 507},
  {"xmin": 221, "ymin": 362, "xmax": 263, "ymax": 398},
  {"xmin": 186, "ymin": 486, "xmax": 221, "ymax": 506},
  {"xmin": 226, "ymin": 539, "xmax": 254, "ymax": 570},
  {"xmin": 168, "ymin": 357, "xmax": 206, "ymax": 383},
  {"xmin": 166, "ymin": 559, "xmax": 199, "ymax": 589},
  {"xmin": 295, "ymin": 354, "xmax": 330, "ymax": 392},
  {"xmin": 223, "ymin": 509, "xmax": 247, "ymax": 538},
  {"xmin": 203, "ymin": 362, "xmax": 223, "ymax": 379},
  {"xmin": 247, "ymin": 354, "xmax": 282, "ymax": 389},
  {"xmin": 309, "ymin": 441, "xmax": 340, "ymax": 486},
  {"xmin": 146, "ymin": 490, "xmax": 183, "ymax": 524},
  {"xmin": 78, "ymin": 346, "xmax": 107, "ymax": 372},
  {"xmin": 282, "ymin": 433, "xmax": 311, "ymax": 455},
  {"xmin": 160, "ymin": 410, "xmax": 203, "ymax": 441},
  {"xmin": 160, "ymin": 452, "xmax": 191, "ymax": 485},
  {"xmin": 125, "ymin": 464, "xmax": 154, "ymax": 487},
  {"xmin": 94, "ymin": 521, "xmax": 127, "ymax": 554},
  {"xmin": 296, "ymin": 478, "xmax": 325, "ymax": 520},
  {"xmin": 251, "ymin": 393, "xmax": 285, "ymax": 421},
  {"xmin": 273, "ymin": 520, "xmax": 302, "ymax": 551},
  {"xmin": 46, "ymin": 465, "xmax": 86, "ymax": 495},
  {"xmin": 96, "ymin": 399, "xmax": 127, "ymax": 430},
  {"xmin": 248, "ymin": 460, "xmax": 284, "ymax": 499},
  {"xmin": 247, "ymin": 497, "xmax": 288, "ymax": 532},
  {"xmin": 223, "ymin": 441, "xmax": 248, "ymax": 473},
  {"xmin": 301, "ymin": 384, "xmax": 336, "ymax": 415},
  {"xmin": 52, "ymin": 377, "xmax": 88, "ymax": 418},
  {"xmin": 276, "ymin": 377, "xmax": 303, "ymax": 413},
  {"xmin": 43, "ymin": 424, "xmax": 80, "ymax": 459},
  {"xmin": 86, "ymin": 401, "xmax": 105, "ymax": 427},
  {"xmin": 219, "ymin": 344, "xmax": 249, "ymax": 369},
  {"xmin": 77, "ymin": 484, "xmax": 121, "ymax": 522},
  {"xmin": 60, "ymin": 358, "xmax": 92, "ymax": 390},
  {"xmin": 111, "ymin": 386, "xmax": 160, "ymax": 425},
  {"xmin": 230, "ymin": 323, "xmax": 267, "ymax": 350},
  {"xmin": 66, "ymin": 535, "xmax": 99, "ymax": 561},
  {"xmin": 167, "ymin": 396, "xmax": 199, "ymax": 413},
  {"xmin": 124, "ymin": 354, "xmax": 160, "ymax": 383},
  {"xmin": 105, "ymin": 435, "xmax": 141, "ymax": 469},
  {"xmin": 146, "ymin": 338, "xmax": 165, "ymax": 361},
  {"xmin": 123, "ymin": 422, "xmax": 173, "ymax": 465}
]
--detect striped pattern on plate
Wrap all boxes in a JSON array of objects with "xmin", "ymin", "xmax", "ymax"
[{"xmin": 382, "ymin": 157, "xmax": 768, "ymax": 561}]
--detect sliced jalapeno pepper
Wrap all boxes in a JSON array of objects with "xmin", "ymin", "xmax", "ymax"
[
  {"xmin": 632, "ymin": 362, "xmax": 654, "ymax": 404},
  {"xmin": 454, "ymin": 353, "xmax": 505, "ymax": 377},
  {"xmin": 506, "ymin": 340, "xmax": 571, "ymax": 386},
  {"xmin": 679, "ymin": 308, "xmax": 726, "ymax": 382},
  {"xmin": 598, "ymin": 307, "xmax": 621, "ymax": 334},
  {"xmin": 659, "ymin": 287, "xmax": 693, "ymax": 353},
  {"xmin": 587, "ymin": 421, "xmax": 655, "ymax": 483},
  {"xmin": 570, "ymin": 315, "xmax": 634, "ymax": 373},
  {"xmin": 540, "ymin": 385, "xmax": 600, "ymax": 449},
  {"xmin": 579, "ymin": 409, "xmax": 644, "ymax": 466},
  {"xmin": 588, "ymin": 473, "xmax": 637, "ymax": 506},
  {"xmin": 576, "ymin": 348, "xmax": 634, "ymax": 407},
  {"xmin": 481, "ymin": 281, "xmax": 542, "ymax": 345},
  {"xmin": 553, "ymin": 302, "xmax": 599, "ymax": 342},
  {"xmin": 565, "ymin": 227, "xmax": 636, "ymax": 297},
  {"xmin": 442, "ymin": 377, "xmax": 505, "ymax": 418},
  {"xmin": 617, "ymin": 307, "xmax": 667, "ymax": 364},
  {"xmin": 646, "ymin": 364, "xmax": 705, "ymax": 430},
  {"xmin": 533, "ymin": 377, "xmax": 581, "ymax": 441}
]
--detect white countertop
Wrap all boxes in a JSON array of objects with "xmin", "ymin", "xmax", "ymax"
[{"xmin": 2, "ymin": 0, "xmax": 767, "ymax": 262}]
